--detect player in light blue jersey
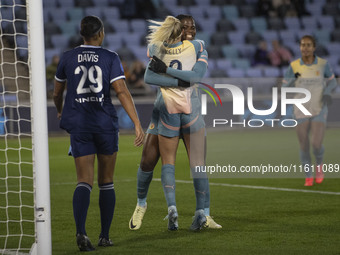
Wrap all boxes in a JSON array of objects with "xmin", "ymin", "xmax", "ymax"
[
  {"xmin": 282, "ymin": 35, "xmax": 337, "ymax": 186},
  {"xmin": 54, "ymin": 16, "xmax": 144, "ymax": 251},
  {"xmin": 129, "ymin": 15, "xmax": 221, "ymax": 231}
]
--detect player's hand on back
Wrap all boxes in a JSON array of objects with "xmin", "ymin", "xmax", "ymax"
[{"xmin": 149, "ymin": 56, "xmax": 167, "ymax": 73}]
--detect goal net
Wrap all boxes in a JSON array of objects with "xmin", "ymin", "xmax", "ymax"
[{"xmin": 0, "ymin": 1, "xmax": 51, "ymax": 254}]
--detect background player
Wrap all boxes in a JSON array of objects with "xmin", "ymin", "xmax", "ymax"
[
  {"xmin": 129, "ymin": 15, "xmax": 221, "ymax": 231},
  {"xmin": 53, "ymin": 16, "xmax": 144, "ymax": 251},
  {"xmin": 282, "ymin": 35, "xmax": 337, "ymax": 186}
]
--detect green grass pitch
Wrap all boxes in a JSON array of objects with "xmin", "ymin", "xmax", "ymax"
[{"xmin": 48, "ymin": 128, "xmax": 340, "ymax": 254}]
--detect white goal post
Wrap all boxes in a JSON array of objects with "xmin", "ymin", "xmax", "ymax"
[{"xmin": 0, "ymin": 0, "xmax": 52, "ymax": 254}]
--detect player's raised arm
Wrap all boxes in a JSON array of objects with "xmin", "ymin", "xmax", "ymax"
[{"xmin": 112, "ymin": 79, "xmax": 144, "ymax": 147}]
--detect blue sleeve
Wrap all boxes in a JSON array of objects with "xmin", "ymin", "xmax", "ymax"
[
  {"xmin": 144, "ymin": 63, "xmax": 178, "ymax": 87},
  {"xmin": 110, "ymin": 53, "xmax": 125, "ymax": 83},
  {"xmin": 165, "ymin": 49, "xmax": 208, "ymax": 82},
  {"xmin": 282, "ymin": 65, "xmax": 295, "ymax": 87},
  {"xmin": 323, "ymin": 61, "xmax": 337, "ymax": 95},
  {"xmin": 55, "ymin": 53, "xmax": 67, "ymax": 82}
]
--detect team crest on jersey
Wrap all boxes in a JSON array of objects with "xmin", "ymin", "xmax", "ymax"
[
  {"xmin": 316, "ymin": 71, "xmax": 320, "ymax": 76},
  {"xmin": 149, "ymin": 123, "xmax": 155, "ymax": 130}
]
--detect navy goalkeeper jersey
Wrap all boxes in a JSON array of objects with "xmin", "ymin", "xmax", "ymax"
[{"xmin": 55, "ymin": 45, "xmax": 125, "ymax": 134}]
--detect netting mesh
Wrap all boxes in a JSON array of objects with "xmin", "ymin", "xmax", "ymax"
[{"xmin": 0, "ymin": 0, "xmax": 35, "ymax": 254}]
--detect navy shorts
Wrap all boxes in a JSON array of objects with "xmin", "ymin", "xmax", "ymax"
[{"xmin": 70, "ymin": 132, "xmax": 119, "ymax": 158}]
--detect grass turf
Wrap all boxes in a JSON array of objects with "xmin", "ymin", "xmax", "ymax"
[{"xmin": 48, "ymin": 128, "xmax": 340, "ymax": 254}]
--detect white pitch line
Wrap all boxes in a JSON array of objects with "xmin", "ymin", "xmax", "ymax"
[{"xmin": 153, "ymin": 178, "xmax": 340, "ymax": 196}]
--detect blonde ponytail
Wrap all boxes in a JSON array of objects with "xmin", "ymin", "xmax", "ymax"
[{"xmin": 147, "ymin": 16, "xmax": 182, "ymax": 47}]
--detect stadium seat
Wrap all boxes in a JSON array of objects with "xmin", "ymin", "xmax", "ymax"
[
  {"xmin": 326, "ymin": 55, "xmax": 339, "ymax": 68},
  {"xmin": 226, "ymin": 68, "xmax": 245, "ymax": 78},
  {"xmin": 235, "ymin": 44, "xmax": 256, "ymax": 58},
  {"xmin": 296, "ymin": 29, "xmax": 314, "ymax": 41},
  {"xmin": 279, "ymin": 30, "xmax": 297, "ymax": 45},
  {"xmin": 246, "ymin": 68, "xmax": 263, "ymax": 77},
  {"xmin": 211, "ymin": 32, "xmax": 230, "ymax": 46},
  {"xmin": 195, "ymin": 0, "xmax": 210, "ymax": 6},
  {"xmin": 323, "ymin": 3, "xmax": 339, "ymax": 16},
  {"xmin": 217, "ymin": 19, "xmax": 235, "ymax": 32},
  {"xmin": 284, "ymin": 17, "xmax": 301, "ymax": 31},
  {"xmin": 67, "ymin": 8, "xmax": 84, "ymax": 21},
  {"xmin": 215, "ymin": 59, "xmax": 232, "ymax": 70},
  {"xmin": 205, "ymin": 6, "xmax": 222, "ymax": 20},
  {"xmin": 261, "ymin": 31, "xmax": 279, "ymax": 45},
  {"xmin": 315, "ymin": 44, "xmax": 329, "ymax": 57},
  {"xmin": 327, "ymin": 43, "xmax": 340, "ymax": 57},
  {"xmin": 245, "ymin": 31, "xmax": 263, "ymax": 45},
  {"xmin": 207, "ymin": 59, "xmax": 216, "ymax": 69},
  {"xmin": 263, "ymin": 67, "xmax": 281, "ymax": 77},
  {"xmin": 162, "ymin": 0, "xmax": 177, "ymax": 8},
  {"xmin": 92, "ymin": 0, "xmax": 109, "ymax": 6},
  {"xmin": 45, "ymin": 48, "xmax": 62, "ymax": 64},
  {"xmin": 169, "ymin": 6, "xmax": 188, "ymax": 16},
  {"xmin": 211, "ymin": 0, "xmax": 229, "ymax": 5},
  {"xmin": 105, "ymin": 33, "xmax": 124, "ymax": 50},
  {"xmin": 222, "ymin": 5, "xmax": 239, "ymax": 20},
  {"xmin": 301, "ymin": 16, "xmax": 318, "ymax": 30},
  {"xmin": 48, "ymin": 8, "xmax": 67, "ymax": 23},
  {"xmin": 197, "ymin": 19, "xmax": 217, "ymax": 34},
  {"xmin": 210, "ymin": 69, "xmax": 227, "ymax": 78},
  {"xmin": 122, "ymin": 33, "xmax": 142, "ymax": 47},
  {"xmin": 206, "ymin": 45, "xmax": 222, "ymax": 59},
  {"xmin": 268, "ymin": 17, "xmax": 285, "ymax": 30},
  {"xmin": 221, "ymin": 45, "xmax": 239, "ymax": 59},
  {"xmin": 58, "ymin": 0, "xmax": 75, "ymax": 8},
  {"xmin": 332, "ymin": 29, "xmax": 340, "ymax": 42},
  {"xmin": 84, "ymin": 7, "xmax": 102, "ymax": 17},
  {"xmin": 233, "ymin": 58, "xmax": 251, "ymax": 70},
  {"xmin": 314, "ymin": 29, "xmax": 331, "ymax": 45},
  {"xmin": 188, "ymin": 6, "xmax": 206, "ymax": 20},
  {"xmin": 196, "ymin": 32, "xmax": 211, "ymax": 46},
  {"xmin": 74, "ymin": 0, "xmax": 94, "ymax": 7},
  {"xmin": 58, "ymin": 21, "xmax": 79, "ymax": 37},
  {"xmin": 102, "ymin": 7, "xmax": 120, "ymax": 20},
  {"xmin": 130, "ymin": 19, "xmax": 147, "ymax": 34},
  {"xmin": 239, "ymin": 5, "xmax": 256, "ymax": 18},
  {"xmin": 318, "ymin": 15, "xmax": 335, "ymax": 30},
  {"xmin": 306, "ymin": 2, "xmax": 324, "ymax": 16},
  {"xmin": 227, "ymin": 31, "xmax": 246, "ymax": 45},
  {"xmin": 51, "ymin": 34, "xmax": 70, "ymax": 51},
  {"xmin": 231, "ymin": 18, "xmax": 250, "ymax": 32},
  {"xmin": 108, "ymin": 20, "xmax": 130, "ymax": 33}
]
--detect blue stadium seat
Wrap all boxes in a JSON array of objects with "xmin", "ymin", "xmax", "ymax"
[
  {"xmin": 284, "ymin": 17, "xmax": 301, "ymax": 31},
  {"xmin": 261, "ymin": 31, "xmax": 279, "ymax": 44},
  {"xmin": 84, "ymin": 7, "xmax": 102, "ymax": 17},
  {"xmin": 206, "ymin": 45, "xmax": 222, "ymax": 59},
  {"xmin": 221, "ymin": 45, "xmax": 239, "ymax": 59},
  {"xmin": 196, "ymin": 0, "xmax": 210, "ymax": 6},
  {"xmin": 233, "ymin": 58, "xmax": 251, "ymax": 70},
  {"xmin": 301, "ymin": 16, "xmax": 318, "ymax": 30},
  {"xmin": 279, "ymin": 30, "xmax": 297, "ymax": 44},
  {"xmin": 108, "ymin": 20, "xmax": 129, "ymax": 33},
  {"xmin": 58, "ymin": 21, "xmax": 79, "ymax": 36},
  {"xmin": 205, "ymin": 6, "xmax": 222, "ymax": 20},
  {"xmin": 314, "ymin": 29, "xmax": 331, "ymax": 45},
  {"xmin": 327, "ymin": 43, "xmax": 340, "ymax": 57},
  {"xmin": 326, "ymin": 55, "xmax": 339, "ymax": 68},
  {"xmin": 58, "ymin": 0, "xmax": 75, "ymax": 8},
  {"xmin": 222, "ymin": 5, "xmax": 239, "ymax": 20},
  {"xmin": 227, "ymin": 31, "xmax": 246, "ymax": 44},
  {"xmin": 235, "ymin": 44, "xmax": 256, "ymax": 58},
  {"xmin": 43, "ymin": 0, "xmax": 58, "ymax": 8},
  {"xmin": 130, "ymin": 19, "xmax": 147, "ymax": 34},
  {"xmin": 122, "ymin": 33, "xmax": 142, "ymax": 46},
  {"xmin": 246, "ymin": 68, "xmax": 263, "ymax": 77},
  {"xmin": 188, "ymin": 6, "xmax": 206, "ymax": 20},
  {"xmin": 168, "ymin": 6, "xmax": 188, "ymax": 17},
  {"xmin": 296, "ymin": 29, "xmax": 314, "ymax": 41},
  {"xmin": 92, "ymin": 0, "xmax": 109, "ymax": 6},
  {"xmin": 67, "ymin": 8, "xmax": 84, "ymax": 21},
  {"xmin": 51, "ymin": 34, "xmax": 70, "ymax": 51},
  {"xmin": 48, "ymin": 8, "xmax": 67, "ymax": 23},
  {"xmin": 215, "ymin": 59, "xmax": 232, "ymax": 70},
  {"xmin": 267, "ymin": 17, "xmax": 285, "ymax": 30},
  {"xmin": 226, "ymin": 68, "xmax": 245, "ymax": 78},
  {"xmin": 105, "ymin": 33, "xmax": 124, "ymax": 49},
  {"xmin": 45, "ymin": 48, "xmax": 62, "ymax": 64},
  {"xmin": 250, "ymin": 17, "xmax": 267, "ymax": 33},
  {"xmin": 263, "ymin": 67, "xmax": 281, "ymax": 77},
  {"xmin": 306, "ymin": 2, "xmax": 323, "ymax": 16},
  {"xmin": 210, "ymin": 69, "xmax": 227, "ymax": 78},
  {"xmin": 102, "ymin": 7, "xmax": 120, "ymax": 20},
  {"xmin": 162, "ymin": 0, "xmax": 177, "ymax": 8},
  {"xmin": 231, "ymin": 18, "xmax": 250, "ymax": 32},
  {"xmin": 196, "ymin": 32, "xmax": 211, "ymax": 46},
  {"xmin": 239, "ymin": 5, "xmax": 256, "ymax": 18},
  {"xmin": 211, "ymin": 32, "xmax": 229, "ymax": 46},
  {"xmin": 318, "ymin": 15, "xmax": 335, "ymax": 30},
  {"xmin": 197, "ymin": 19, "xmax": 217, "ymax": 34}
]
